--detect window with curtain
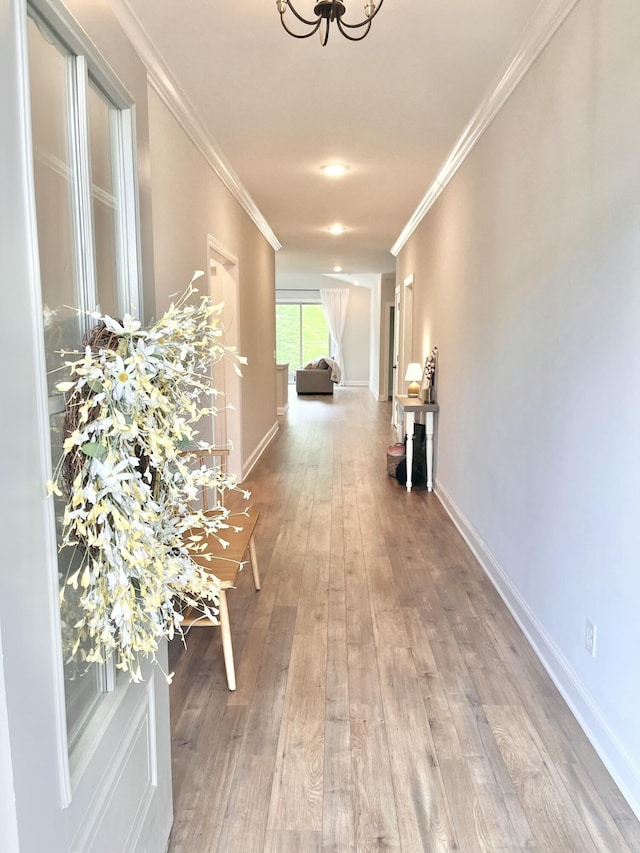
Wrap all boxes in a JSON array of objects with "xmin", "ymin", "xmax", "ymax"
[
  {"xmin": 27, "ymin": 11, "xmax": 139, "ymax": 750},
  {"xmin": 276, "ymin": 303, "xmax": 330, "ymax": 381}
]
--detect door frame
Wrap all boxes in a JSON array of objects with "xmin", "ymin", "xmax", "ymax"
[
  {"xmin": 382, "ymin": 300, "xmax": 395, "ymax": 401},
  {"xmin": 391, "ymin": 283, "xmax": 401, "ymax": 427},
  {"xmin": 207, "ymin": 234, "xmax": 242, "ymax": 479}
]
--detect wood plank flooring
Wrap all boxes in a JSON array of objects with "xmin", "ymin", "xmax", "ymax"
[{"xmin": 168, "ymin": 387, "xmax": 640, "ymax": 853}]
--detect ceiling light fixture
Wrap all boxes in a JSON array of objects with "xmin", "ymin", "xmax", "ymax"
[
  {"xmin": 328, "ymin": 224, "xmax": 347, "ymax": 235},
  {"xmin": 276, "ymin": 0, "xmax": 385, "ymax": 47},
  {"xmin": 321, "ymin": 163, "xmax": 348, "ymax": 178},
  {"xmin": 333, "ymin": 266, "xmax": 343, "ymax": 272}
]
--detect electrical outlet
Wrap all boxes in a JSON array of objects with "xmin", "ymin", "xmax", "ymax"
[{"xmin": 585, "ymin": 620, "xmax": 597, "ymax": 658}]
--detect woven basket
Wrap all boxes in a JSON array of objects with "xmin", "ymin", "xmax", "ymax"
[{"xmin": 386, "ymin": 450, "xmax": 405, "ymax": 477}]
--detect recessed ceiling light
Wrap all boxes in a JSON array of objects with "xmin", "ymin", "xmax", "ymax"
[
  {"xmin": 333, "ymin": 266, "xmax": 343, "ymax": 272},
  {"xmin": 328, "ymin": 224, "xmax": 347, "ymax": 235},
  {"xmin": 321, "ymin": 163, "xmax": 348, "ymax": 178}
]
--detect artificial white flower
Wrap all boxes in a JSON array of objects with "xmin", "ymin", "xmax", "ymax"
[
  {"xmin": 102, "ymin": 313, "xmax": 142, "ymax": 335},
  {"xmin": 91, "ymin": 457, "xmax": 137, "ymax": 496},
  {"xmin": 111, "ymin": 355, "xmax": 137, "ymax": 405},
  {"xmin": 82, "ymin": 483, "xmax": 98, "ymax": 505},
  {"xmin": 130, "ymin": 339, "xmax": 159, "ymax": 376}
]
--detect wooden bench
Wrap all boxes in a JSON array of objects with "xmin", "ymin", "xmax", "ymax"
[{"xmin": 179, "ymin": 448, "xmax": 260, "ymax": 691}]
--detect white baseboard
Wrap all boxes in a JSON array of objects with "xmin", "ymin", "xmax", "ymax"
[
  {"xmin": 435, "ymin": 481, "xmax": 640, "ymax": 821},
  {"xmin": 368, "ymin": 383, "xmax": 387, "ymax": 401},
  {"xmin": 344, "ymin": 380, "xmax": 369, "ymax": 387},
  {"xmin": 242, "ymin": 421, "xmax": 279, "ymax": 481}
]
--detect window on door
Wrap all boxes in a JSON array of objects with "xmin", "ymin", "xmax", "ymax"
[
  {"xmin": 276, "ymin": 303, "xmax": 330, "ymax": 382},
  {"xmin": 27, "ymin": 11, "xmax": 140, "ymax": 750}
]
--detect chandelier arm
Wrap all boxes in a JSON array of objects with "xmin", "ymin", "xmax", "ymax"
[
  {"xmin": 338, "ymin": 0, "xmax": 385, "ymax": 29},
  {"xmin": 284, "ymin": 0, "xmax": 324, "ymax": 27},
  {"xmin": 335, "ymin": 17, "xmax": 372, "ymax": 40},
  {"xmin": 279, "ymin": 15, "xmax": 322, "ymax": 38}
]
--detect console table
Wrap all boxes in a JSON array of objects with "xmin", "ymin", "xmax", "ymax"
[{"xmin": 394, "ymin": 396, "xmax": 439, "ymax": 493}]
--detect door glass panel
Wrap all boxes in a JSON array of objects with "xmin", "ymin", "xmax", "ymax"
[
  {"xmin": 27, "ymin": 15, "xmax": 105, "ymax": 748},
  {"xmin": 301, "ymin": 304, "xmax": 329, "ymax": 365},
  {"xmin": 27, "ymin": 16, "xmax": 82, "ymax": 396},
  {"xmin": 87, "ymin": 83, "xmax": 120, "ymax": 317},
  {"xmin": 275, "ymin": 304, "xmax": 300, "ymax": 373},
  {"xmin": 50, "ymin": 411, "xmax": 106, "ymax": 744},
  {"xmin": 276, "ymin": 303, "xmax": 330, "ymax": 381}
]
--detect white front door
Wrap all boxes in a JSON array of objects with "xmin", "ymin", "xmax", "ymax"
[{"xmin": 0, "ymin": 5, "xmax": 172, "ymax": 850}]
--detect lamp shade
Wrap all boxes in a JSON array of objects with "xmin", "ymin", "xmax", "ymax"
[{"xmin": 404, "ymin": 362, "xmax": 422, "ymax": 397}]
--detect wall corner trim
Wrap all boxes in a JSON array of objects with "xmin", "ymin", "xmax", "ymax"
[
  {"xmin": 435, "ymin": 481, "xmax": 640, "ymax": 822},
  {"xmin": 110, "ymin": 1, "xmax": 282, "ymax": 253},
  {"xmin": 390, "ymin": 0, "xmax": 581, "ymax": 256}
]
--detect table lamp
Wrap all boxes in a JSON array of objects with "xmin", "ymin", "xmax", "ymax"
[{"xmin": 404, "ymin": 363, "xmax": 423, "ymax": 397}]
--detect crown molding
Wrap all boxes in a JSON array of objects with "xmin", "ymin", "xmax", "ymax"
[
  {"xmin": 111, "ymin": 1, "xmax": 281, "ymax": 253},
  {"xmin": 391, "ymin": 0, "xmax": 582, "ymax": 257}
]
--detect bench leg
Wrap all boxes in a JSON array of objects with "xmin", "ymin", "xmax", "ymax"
[
  {"xmin": 249, "ymin": 537, "xmax": 261, "ymax": 591},
  {"xmin": 218, "ymin": 589, "xmax": 236, "ymax": 691}
]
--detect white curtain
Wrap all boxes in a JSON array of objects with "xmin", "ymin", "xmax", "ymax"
[{"xmin": 320, "ymin": 288, "xmax": 349, "ymax": 386}]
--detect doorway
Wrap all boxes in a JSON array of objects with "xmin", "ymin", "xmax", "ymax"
[
  {"xmin": 383, "ymin": 301, "xmax": 395, "ymax": 401},
  {"xmin": 391, "ymin": 284, "xmax": 401, "ymax": 427},
  {"xmin": 207, "ymin": 235, "xmax": 242, "ymax": 479}
]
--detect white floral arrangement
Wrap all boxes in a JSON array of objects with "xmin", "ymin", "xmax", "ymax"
[
  {"xmin": 47, "ymin": 272, "xmax": 248, "ymax": 682},
  {"xmin": 424, "ymin": 346, "xmax": 438, "ymax": 386}
]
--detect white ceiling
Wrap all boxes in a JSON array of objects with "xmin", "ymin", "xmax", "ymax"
[{"xmin": 119, "ymin": 0, "xmax": 543, "ymax": 275}]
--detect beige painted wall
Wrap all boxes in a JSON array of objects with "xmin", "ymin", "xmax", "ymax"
[
  {"xmin": 397, "ymin": 0, "xmax": 640, "ymax": 813},
  {"xmin": 148, "ymin": 89, "xmax": 277, "ymax": 472},
  {"xmin": 343, "ymin": 284, "xmax": 372, "ymax": 384}
]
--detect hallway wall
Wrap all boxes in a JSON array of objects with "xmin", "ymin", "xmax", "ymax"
[
  {"xmin": 148, "ymin": 88, "xmax": 278, "ymax": 475},
  {"xmin": 397, "ymin": 0, "xmax": 640, "ymax": 814}
]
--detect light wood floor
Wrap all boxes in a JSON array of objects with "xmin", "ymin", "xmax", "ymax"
[{"xmin": 168, "ymin": 387, "xmax": 640, "ymax": 853}]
